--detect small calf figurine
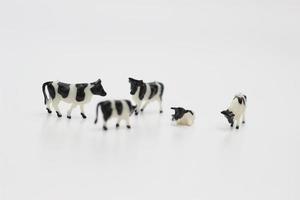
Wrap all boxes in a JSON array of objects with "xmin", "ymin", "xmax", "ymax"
[
  {"xmin": 129, "ymin": 78, "xmax": 164, "ymax": 115},
  {"xmin": 221, "ymin": 93, "xmax": 247, "ymax": 129},
  {"xmin": 94, "ymin": 100, "xmax": 137, "ymax": 131},
  {"xmin": 171, "ymin": 107, "xmax": 195, "ymax": 126},
  {"xmin": 42, "ymin": 79, "xmax": 107, "ymax": 119}
]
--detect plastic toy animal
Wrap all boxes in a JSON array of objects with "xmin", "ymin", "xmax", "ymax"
[
  {"xmin": 94, "ymin": 100, "xmax": 137, "ymax": 131},
  {"xmin": 42, "ymin": 79, "xmax": 107, "ymax": 119},
  {"xmin": 171, "ymin": 107, "xmax": 195, "ymax": 126},
  {"xmin": 128, "ymin": 78, "xmax": 164, "ymax": 115},
  {"xmin": 221, "ymin": 93, "xmax": 247, "ymax": 129}
]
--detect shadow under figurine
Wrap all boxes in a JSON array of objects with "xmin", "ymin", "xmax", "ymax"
[
  {"xmin": 42, "ymin": 79, "xmax": 107, "ymax": 119},
  {"xmin": 94, "ymin": 100, "xmax": 137, "ymax": 131},
  {"xmin": 171, "ymin": 107, "xmax": 195, "ymax": 126},
  {"xmin": 221, "ymin": 93, "xmax": 247, "ymax": 129},
  {"xmin": 129, "ymin": 78, "xmax": 164, "ymax": 115}
]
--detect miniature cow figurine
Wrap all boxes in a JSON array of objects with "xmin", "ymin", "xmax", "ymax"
[
  {"xmin": 42, "ymin": 79, "xmax": 107, "ymax": 119},
  {"xmin": 94, "ymin": 100, "xmax": 137, "ymax": 131},
  {"xmin": 128, "ymin": 78, "xmax": 164, "ymax": 115},
  {"xmin": 171, "ymin": 107, "xmax": 195, "ymax": 126},
  {"xmin": 221, "ymin": 93, "xmax": 247, "ymax": 129}
]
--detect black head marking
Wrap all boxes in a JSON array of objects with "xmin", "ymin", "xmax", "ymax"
[
  {"xmin": 91, "ymin": 79, "xmax": 107, "ymax": 96},
  {"xmin": 129, "ymin": 77, "xmax": 144, "ymax": 96},
  {"xmin": 171, "ymin": 107, "xmax": 189, "ymax": 121}
]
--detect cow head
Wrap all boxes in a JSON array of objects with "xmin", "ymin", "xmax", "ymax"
[
  {"xmin": 221, "ymin": 109, "xmax": 235, "ymax": 125},
  {"xmin": 91, "ymin": 79, "xmax": 107, "ymax": 96},
  {"xmin": 129, "ymin": 78, "xmax": 144, "ymax": 95},
  {"xmin": 171, "ymin": 107, "xmax": 187, "ymax": 121}
]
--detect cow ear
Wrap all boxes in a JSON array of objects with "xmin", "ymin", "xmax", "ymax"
[
  {"xmin": 129, "ymin": 78, "xmax": 134, "ymax": 82},
  {"xmin": 96, "ymin": 79, "xmax": 101, "ymax": 84}
]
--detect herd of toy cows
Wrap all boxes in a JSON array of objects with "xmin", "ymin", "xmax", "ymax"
[{"xmin": 42, "ymin": 78, "xmax": 247, "ymax": 131}]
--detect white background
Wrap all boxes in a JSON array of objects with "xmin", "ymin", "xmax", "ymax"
[{"xmin": 0, "ymin": 0, "xmax": 300, "ymax": 199}]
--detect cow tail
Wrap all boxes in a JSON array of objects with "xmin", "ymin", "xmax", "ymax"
[
  {"xmin": 94, "ymin": 102, "xmax": 103, "ymax": 124},
  {"xmin": 159, "ymin": 82, "xmax": 164, "ymax": 100},
  {"xmin": 42, "ymin": 82, "xmax": 51, "ymax": 105}
]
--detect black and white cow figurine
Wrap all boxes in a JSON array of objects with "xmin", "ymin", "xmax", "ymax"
[
  {"xmin": 128, "ymin": 78, "xmax": 164, "ymax": 115},
  {"xmin": 171, "ymin": 107, "xmax": 195, "ymax": 126},
  {"xmin": 94, "ymin": 100, "xmax": 137, "ymax": 131},
  {"xmin": 42, "ymin": 79, "xmax": 107, "ymax": 119},
  {"xmin": 221, "ymin": 93, "xmax": 247, "ymax": 129}
]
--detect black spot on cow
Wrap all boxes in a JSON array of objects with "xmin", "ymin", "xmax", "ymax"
[
  {"xmin": 57, "ymin": 82, "xmax": 70, "ymax": 98},
  {"xmin": 47, "ymin": 82, "xmax": 55, "ymax": 99},
  {"xmin": 125, "ymin": 100, "xmax": 136, "ymax": 115},
  {"xmin": 75, "ymin": 83, "xmax": 88, "ymax": 102},
  {"xmin": 100, "ymin": 101, "xmax": 113, "ymax": 122},
  {"xmin": 139, "ymin": 84, "xmax": 147, "ymax": 100},
  {"xmin": 115, "ymin": 100, "xmax": 123, "ymax": 115},
  {"xmin": 149, "ymin": 82, "xmax": 158, "ymax": 99}
]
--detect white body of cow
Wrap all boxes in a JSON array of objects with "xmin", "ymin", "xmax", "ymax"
[{"xmin": 175, "ymin": 112, "xmax": 195, "ymax": 126}]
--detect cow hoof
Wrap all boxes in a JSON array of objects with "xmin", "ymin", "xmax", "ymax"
[
  {"xmin": 81, "ymin": 113, "xmax": 87, "ymax": 119},
  {"xmin": 236, "ymin": 126, "xmax": 239, "ymax": 130},
  {"xmin": 103, "ymin": 126, "xmax": 108, "ymax": 131},
  {"xmin": 127, "ymin": 125, "xmax": 131, "ymax": 129},
  {"xmin": 160, "ymin": 110, "xmax": 163, "ymax": 114},
  {"xmin": 46, "ymin": 108, "xmax": 52, "ymax": 114},
  {"xmin": 140, "ymin": 109, "xmax": 144, "ymax": 112},
  {"xmin": 242, "ymin": 121, "xmax": 245, "ymax": 124},
  {"xmin": 116, "ymin": 123, "xmax": 120, "ymax": 128},
  {"xmin": 135, "ymin": 112, "xmax": 139, "ymax": 116},
  {"xmin": 231, "ymin": 123, "xmax": 234, "ymax": 127},
  {"xmin": 56, "ymin": 112, "xmax": 62, "ymax": 118},
  {"xmin": 67, "ymin": 116, "xmax": 71, "ymax": 119}
]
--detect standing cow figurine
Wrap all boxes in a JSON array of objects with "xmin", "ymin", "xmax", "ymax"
[
  {"xmin": 94, "ymin": 100, "xmax": 137, "ymax": 130},
  {"xmin": 221, "ymin": 93, "xmax": 247, "ymax": 129},
  {"xmin": 42, "ymin": 79, "xmax": 107, "ymax": 119},
  {"xmin": 128, "ymin": 78, "xmax": 164, "ymax": 115},
  {"xmin": 171, "ymin": 107, "xmax": 195, "ymax": 126}
]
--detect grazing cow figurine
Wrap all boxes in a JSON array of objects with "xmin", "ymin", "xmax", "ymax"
[
  {"xmin": 171, "ymin": 107, "xmax": 195, "ymax": 126},
  {"xmin": 42, "ymin": 79, "xmax": 107, "ymax": 119},
  {"xmin": 94, "ymin": 100, "xmax": 137, "ymax": 131},
  {"xmin": 221, "ymin": 93, "xmax": 247, "ymax": 129},
  {"xmin": 128, "ymin": 78, "xmax": 164, "ymax": 115}
]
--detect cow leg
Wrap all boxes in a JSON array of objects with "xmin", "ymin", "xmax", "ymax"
[
  {"xmin": 80, "ymin": 105, "xmax": 87, "ymax": 119},
  {"xmin": 52, "ymin": 99, "xmax": 62, "ymax": 118},
  {"xmin": 46, "ymin": 100, "xmax": 52, "ymax": 114},
  {"xmin": 235, "ymin": 116, "xmax": 241, "ymax": 130},
  {"xmin": 125, "ymin": 117, "xmax": 131, "ymax": 129},
  {"xmin": 242, "ymin": 114, "xmax": 246, "ymax": 124},
  {"xmin": 140, "ymin": 101, "xmax": 150, "ymax": 113},
  {"xmin": 116, "ymin": 118, "xmax": 121, "ymax": 128},
  {"xmin": 67, "ymin": 104, "xmax": 77, "ymax": 119},
  {"xmin": 158, "ymin": 100, "xmax": 163, "ymax": 114},
  {"xmin": 135, "ymin": 101, "xmax": 142, "ymax": 116},
  {"xmin": 103, "ymin": 120, "xmax": 108, "ymax": 131}
]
